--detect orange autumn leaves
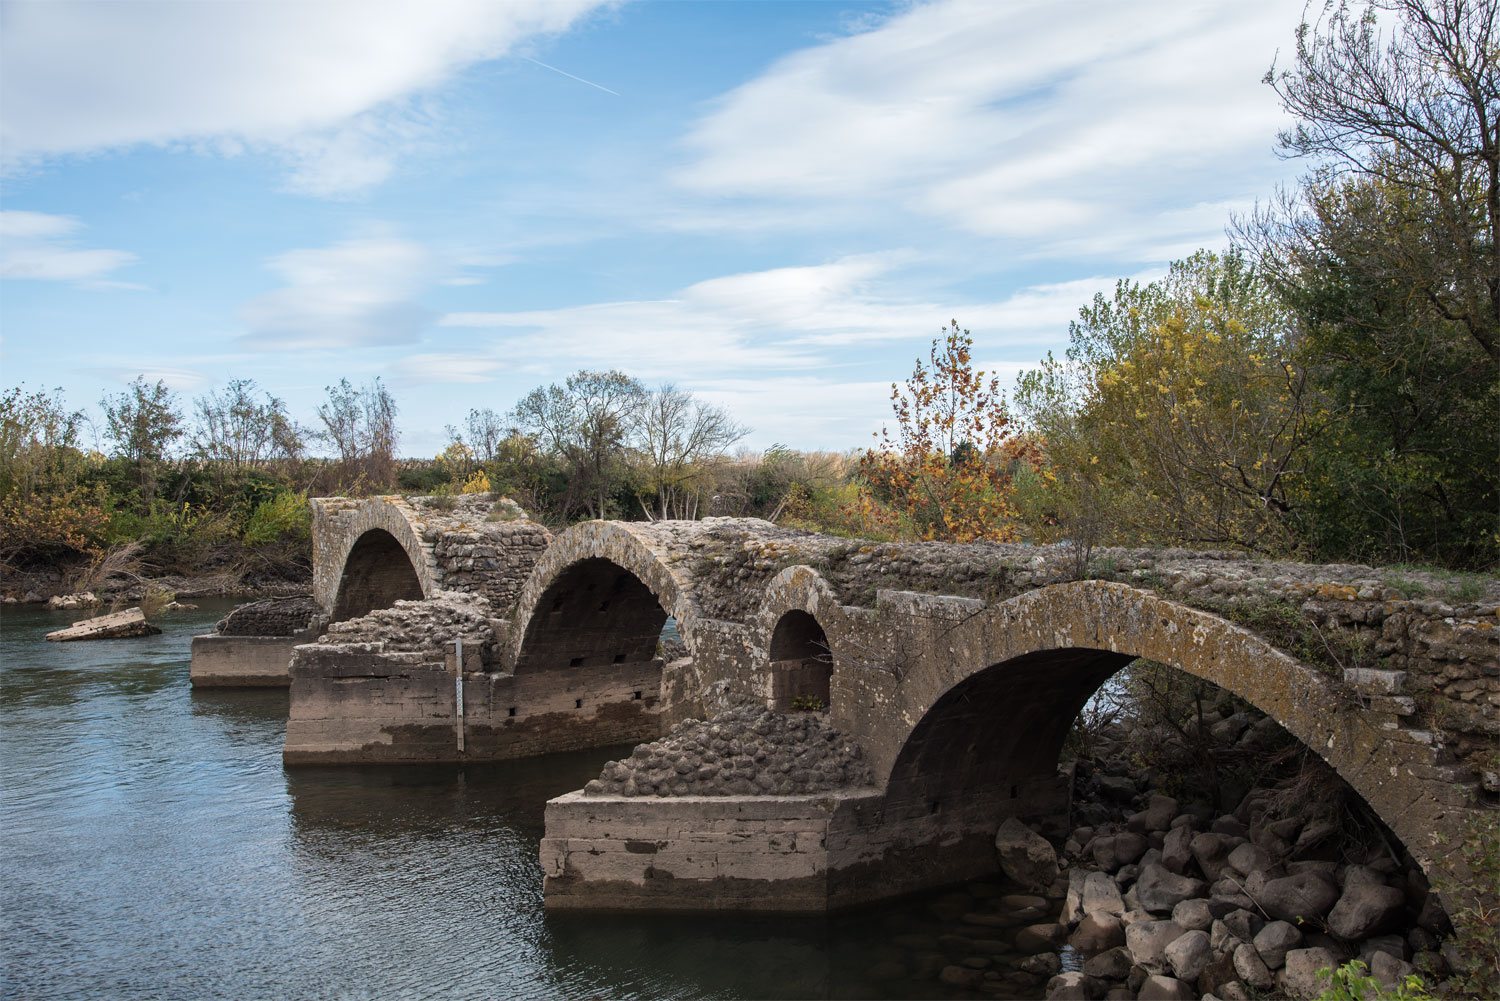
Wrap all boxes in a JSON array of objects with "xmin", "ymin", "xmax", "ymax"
[{"xmin": 851, "ymin": 322, "xmax": 1040, "ymax": 543}]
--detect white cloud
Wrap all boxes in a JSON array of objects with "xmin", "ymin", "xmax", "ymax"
[
  {"xmin": 395, "ymin": 352, "xmax": 509, "ymax": 384},
  {"xmin": 439, "ymin": 254, "xmax": 1145, "ymax": 397},
  {"xmin": 673, "ymin": 0, "xmax": 1303, "ymax": 257},
  {"xmin": 0, "ymin": 210, "xmax": 139, "ymax": 285},
  {"xmin": 241, "ymin": 235, "xmax": 438, "ymax": 349},
  {"xmin": 2, "ymin": 0, "xmax": 611, "ymax": 193},
  {"xmin": 87, "ymin": 366, "xmax": 211, "ymax": 393}
]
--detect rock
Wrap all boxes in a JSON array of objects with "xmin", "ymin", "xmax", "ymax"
[
  {"xmin": 1125, "ymin": 919, "xmax": 1184, "ymax": 974},
  {"xmin": 1063, "ymin": 868, "xmax": 1090, "ymax": 925},
  {"xmin": 1221, "ymin": 909, "xmax": 1264, "ymax": 944},
  {"xmin": 1166, "ymin": 929, "xmax": 1214, "ymax": 983},
  {"xmin": 45, "ymin": 607, "xmax": 161, "ymax": 642},
  {"xmin": 1162, "ymin": 826, "xmax": 1195, "ymax": 875},
  {"xmin": 1232, "ymin": 942, "xmax": 1274, "ymax": 989},
  {"xmin": 1341, "ymin": 864, "xmax": 1384, "ymax": 889},
  {"xmin": 1137, "ymin": 973, "xmax": 1194, "ymax": 1000},
  {"xmin": 1097, "ymin": 774, "xmax": 1138, "ymax": 802},
  {"xmin": 868, "ymin": 959, "xmax": 906, "ymax": 980},
  {"xmin": 1226, "ymin": 843, "xmax": 1272, "ymax": 877},
  {"xmin": 1197, "ymin": 950, "xmax": 1240, "ymax": 996},
  {"xmin": 1291, "ymin": 820, "xmax": 1340, "ymax": 861},
  {"xmin": 1369, "ymin": 951, "xmax": 1415, "ymax": 989},
  {"xmin": 1327, "ymin": 883, "xmax": 1406, "ymax": 940},
  {"xmin": 1208, "ymin": 877, "xmax": 1255, "ymax": 911},
  {"xmin": 1071, "ymin": 911, "xmax": 1126, "ymax": 952},
  {"xmin": 1084, "ymin": 946, "xmax": 1134, "ymax": 980},
  {"xmin": 1190, "ymin": 833, "xmax": 1239, "ymax": 880},
  {"xmin": 1171, "ymin": 897, "xmax": 1231, "ymax": 932},
  {"xmin": 1282, "ymin": 947, "xmax": 1339, "ymax": 999},
  {"xmin": 1360, "ymin": 934, "xmax": 1405, "ymax": 962},
  {"xmin": 1260, "ymin": 872, "xmax": 1339, "ymax": 923},
  {"xmin": 1019, "ymin": 952, "xmax": 1062, "ymax": 977},
  {"xmin": 1015, "ymin": 923, "xmax": 1068, "ymax": 953},
  {"xmin": 996, "ymin": 818, "xmax": 1060, "ymax": 891},
  {"xmin": 1136, "ymin": 863, "xmax": 1209, "ymax": 915},
  {"xmin": 939, "ymin": 965, "xmax": 985, "ymax": 988},
  {"xmin": 1209, "ymin": 919, "xmax": 1242, "ymax": 956},
  {"xmin": 1084, "ymin": 871, "xmax": 1127, "ymax": 917},
  {"xmin": 1210, "ymin": 816, "xmax": 1249, "ymax": 839},
  {"xmin": 1218, "ymin": 981, "xmax": 1252, "ymax": 1001},
  {"xmin": 1145, "ymin": 794, "xmax": 1179, "ymax": 832},
  {"xmin": 1105, "ymin": 989, "xmax": 1135, "ymax": 1001},
  {"xmin": 1095, "ymin": 833, "xmax": 1149, "ymax": 872},
  {"xmin": 1252, "ymin": 920, "xmax": 1302, "ymax": 969},
  {"xmin": 1045, "ymin": 971, "xmax": 1103, "ymax": 1000},
  {"xmin": 1001, "ymin": 893, "xmax": 1050, "ymax": 911}
]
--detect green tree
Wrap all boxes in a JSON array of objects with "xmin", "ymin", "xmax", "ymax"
[
  {"xmin": 1016, "ymin": 251, "xmax": 1311, "ymax": 552},
  {"xmin": 1242, "ymin": 0, "xmax": 1500, "ymax": 567},
  {"xmin": 634, "ymin": 384, "xmax": 748, "ymax": 520},
  {"xmin": 316, "ymin": 377, "xmax": 399, "ymax": 490},
  {"xmin": 191, "ymin": 378, "xmax": 306, "ymax": 484},
  {"xmin": 101, "ymin": 376, "xmax": 184, "ymax": 504},
  {"xmin": 510, "ymin": 370, "xmax": 644, "ymax": 520}
]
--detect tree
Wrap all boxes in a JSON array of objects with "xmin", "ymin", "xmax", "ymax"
[
  {"xmin": 855, "ymin": 321, "xmax": 1019, "ymax": 542},
  {"xmin": 191, "ymin": 379, "xmax": 306, "ymax": 480},
  {"xmin": 1239, "ymin": 0, "xmax": 1500, "ymax": 567},
  {"xmin": 316, "ymin": 378, "xmax": 399, "ymax": 490},
  {"xmin": 1016, "ymin": 251, "xmax": 1311, "ymax": 552},
  {"xmin": 0, "ymin": 385, "xmax": 87, "ymax": 501},
  {"xmin": 634, "ymin": 384, "xmax": 748, "ymax": 519},
  {"xmin": 101, "ymin": 376, "xmax": 184, "ymax": 503},
  {"xmin": 1262, "ymin": 0, "xmax": 1499, "ymax": 368},
  {"xmin": 510, "ymin": 370, "xmax": 644, "ymax": 520}
]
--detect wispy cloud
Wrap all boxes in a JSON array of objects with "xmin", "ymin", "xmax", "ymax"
[
  {"xmin": 672, "ymin": 0, "xmax": 1302, "ymax": 258},
  {"xmin": 240, "ymin": 234, "xmax": 437, "ymax": 349},
  {"xmin": 2, "ymin": 0, "xmax": 613, "ymax": 195},
  {"xmin": 0, "ymin": 210, "xmax": 140, "ymax": 287}
]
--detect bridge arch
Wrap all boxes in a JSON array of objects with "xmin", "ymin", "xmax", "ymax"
[
  {"xmin": 751, "ymin": 565, "xmax": 855, "ymax": 716},
  {"xmin": 311, "ymin": 496, "xmax": 437, "ymax": 622},
  {"xmin": 877, "ymin": 579, "xmax": 1465, "ymax": 887},
  {"xmin": 505, "ymin": 521, "xmax": 693, "ymax": 674}
]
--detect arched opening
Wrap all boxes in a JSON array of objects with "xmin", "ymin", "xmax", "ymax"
[
  {"xmin": 767, "ymin": 610, "xmax": 832, "ymax": 711},
  {"xmin": 331, "ymin": 529, "xmax": 424, "ymax": 622},
  {"xmin": 514, "ymin": 557, "xmax": 669, "ymax": 673},
  {"xmin": 874, "ymin": 648, "xmax": 1447, "ymax": 984}
]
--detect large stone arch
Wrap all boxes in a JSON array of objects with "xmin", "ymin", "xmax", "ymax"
[
  {"xmin": 311, "ymin": 496, "xmax": 437, "ymax": 620},
  {"xmin": 504, "ymin": 521, "xmax": 695, "ymax": 673},
  {"xmin": 877, "ymin": 579, "xmax": 1470, "ymax": 885}
]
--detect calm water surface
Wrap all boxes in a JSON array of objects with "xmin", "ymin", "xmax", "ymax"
[{"xmin": 1, "ymin": 602, "xmax": 1024, "ymax": 1000}]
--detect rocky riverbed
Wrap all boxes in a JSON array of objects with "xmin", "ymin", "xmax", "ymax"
[{"xmin": 852, "ymin": 705, "xmax": 1461, "ymax": 1001}]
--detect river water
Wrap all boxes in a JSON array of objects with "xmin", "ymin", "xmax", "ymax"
[{"xmin": 1, "ymin": 601, "xmax": 1040, "ymax": 1000}]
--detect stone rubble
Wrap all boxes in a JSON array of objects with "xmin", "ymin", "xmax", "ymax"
[
  {"xmin": 583, "ymin": 705, "xmax": 874, "ymax": 797},
  {"xmin": 215, "ymin": 594, "xmax": 321, "ymax": 636},
  {"xmin": 316, "ymin": 591, "xmax": 498, "ymax": 665}
]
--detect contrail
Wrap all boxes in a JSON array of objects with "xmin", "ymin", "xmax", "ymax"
[{"xmin": 521, "ymin": 56, "xmax": 620, "ymax": 97}]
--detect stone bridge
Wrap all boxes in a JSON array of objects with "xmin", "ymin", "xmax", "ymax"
[{"xmin": 281, "ymin": 495, "xmax": 1500, "ymax": 912}]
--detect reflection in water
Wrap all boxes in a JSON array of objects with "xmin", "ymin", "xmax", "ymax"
[{"xmin": 1, "ymin": 601, "xmax": 1036, "ymax": 1001}]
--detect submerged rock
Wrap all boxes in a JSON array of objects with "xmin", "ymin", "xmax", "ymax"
[{"xmin": 45, "ymin": 607, "xmax": 160, "ymax": 642}]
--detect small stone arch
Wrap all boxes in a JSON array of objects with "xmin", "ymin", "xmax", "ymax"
[
  {"xmin": 504, "ymin": 521, "xmax": 691, "ymax": 673},
  {"xmin": 311, "ymin": 495, "xmax": 437, "ymax": 619},
  {"xmin": 768, "ymin": 610, "xmax": 832, "ymax": 711},
  {"xmin": 879, "ymin": 580, "xmax": 1469, "ymax": 885}
]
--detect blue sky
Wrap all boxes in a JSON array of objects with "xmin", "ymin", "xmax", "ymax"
[{"xmin": 1, "ymin": 0, "xmax": 1308, "ymax": 456}]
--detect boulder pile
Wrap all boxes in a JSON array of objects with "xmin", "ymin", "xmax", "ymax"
[{"xmin": 583, "ymin": 705, "xmax": 874, "ymax": 797}]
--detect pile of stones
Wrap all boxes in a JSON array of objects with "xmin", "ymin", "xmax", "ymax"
[
  {"xmin": 215, "ymin": 594, "xmax": 319, "ymax": 636},
  {"xmin": 317, "ymin": 591, "xmax": 496, "ymax": 664},
  {"xmin": 583, "ymin": 705, "xmax": 874, "ymax": 797},
  {"xmin": 1020, "ymin": 726, "xmax": 1454, "ymax": 1000}
]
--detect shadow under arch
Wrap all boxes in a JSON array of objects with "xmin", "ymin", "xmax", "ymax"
[
  {"xmin": 331, "ymin": 528, "xmax": 424, "ymax": 622},
  {"xmin": 513, "ymin": 557, "xmax": 669, "ymax": 674},
  {"xmin": 767, "ymin": 609, "xmax": 833, "ymax": 711},
  {"xmin": 861, "ymin": 580, "xmax": 1467, "ymax": 899}
]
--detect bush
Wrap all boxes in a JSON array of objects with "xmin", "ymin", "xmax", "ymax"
[{"xmin": 242, "ymin": 491, "xmax": 310, "ymax": 546}]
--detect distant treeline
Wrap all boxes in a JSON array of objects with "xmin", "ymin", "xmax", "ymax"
[{"xmin": 2, "ymin": 0, "xmax": 1494, "ymax": 584}]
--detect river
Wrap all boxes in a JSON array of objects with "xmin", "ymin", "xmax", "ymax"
[{"xmin": 1, "ymin": 600, "xmax": 1043, "ymax": 1000}]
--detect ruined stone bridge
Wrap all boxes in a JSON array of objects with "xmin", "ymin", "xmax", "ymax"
[{"xmin": 267, "ymin": 493, "xmax": 1498, "ymax": 912}]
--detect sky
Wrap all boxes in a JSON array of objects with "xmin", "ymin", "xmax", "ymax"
[{"xmin": 1, "ymin": 0, "xmax": 1311, "ymax": 456}]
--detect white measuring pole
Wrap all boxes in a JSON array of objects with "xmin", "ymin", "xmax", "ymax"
[{"xmin": 454, "ymin": 635, "xmax": 465, "ymax": 753}]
